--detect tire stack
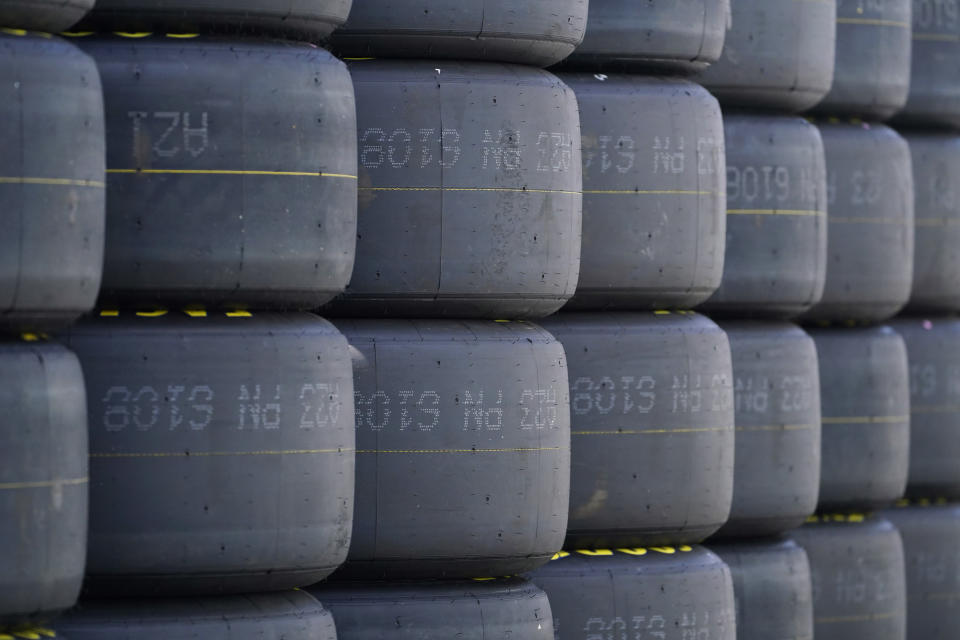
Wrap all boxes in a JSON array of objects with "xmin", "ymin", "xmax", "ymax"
[
  {"xmin": 884, "ymin": 3, "xmax": 960, "ymax": 636},
  {"xmin": 683, "ymin": 1, "xmax": 839, "ymax": 637},
  {"xmin": 47, "ymin": 3, "xmax": 360, "ymax": 637},
  {"xmin": 783, "ymin": 1, "xmax": 914, "ymax": 638},
  {"xmin": 0, "ymin": 1, "xmax": 104, "ymax": 638},
  {"xmin": 512, "ymin": 4, "xmax": 737, "ymax": 638},
  {"xmin": 311, "ymin": 1, "xmax": 584, "ymax": 636}
]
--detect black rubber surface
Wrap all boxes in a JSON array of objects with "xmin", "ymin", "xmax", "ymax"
[
  {"xmin": 325, "ymin": 60, "xmax": 581, "ymax": 319},
  {"xmin": 313, "ymin": 578, "xmax": 554, "ymax": 640},
  {"xmin": 58, "ymin": 591, "xmax": 337, "ymax": 639},
  {"xmin": 332, "ymin": 319, "xmax": 570, "ymax": 579},
  {"xmin": 890, "ymin": 316, "xmax": 960, "ymax": 499},
  {"xmin": 0, "ymin": 0, "xmax": 93, "ymax": 31},
  {"xmin": 700, "ymin": 113, "xmax": 827, "ymax": 318},
  {"xmin": 529, "ymin": 547, "xmax": 736, "ymax": 640},
  {"xmin": 331, "ymin": 0, "xmax": 587, "ymax": 67},
  {"xmin": 710, "ymin": 538, "xmax": 814, "ymax": 640},
  {"xmin": 895, "ymin": 0, "xmax": 960, "ymax": 129},
  {"xmin": 77, "ymin": 0, "xmax": 353, "ymax": 41},
  {"xmin": 905, "ymin": 132, "xmax": 960, "ymax": 312},
  {"xmin": 713, "ymin": 321, "xmax": 821, "ymax": 539},
  {"xmin": 73, "ymin": 34, "xmax": 357, "ymax": 310},
  {"xmin": 814, "ymin": 0, "xmax": 912, "ymax": 120},
  {"xmin": 0, "ymin": 31, "xmax": 104, "ymax": 332},
  {"xmin": 540, "ymin": 311, "xmax": 734, "ymax": 548},
  {"xmin": 791, "ymin": 514, "xmax": 906, "ymax": 640},
  {"xmin": 557, "ymin": 74, "xmax": 726, "ymax": 310},
  {"xmin": 808, "ymin": 326, "xmax": 910, "ymax": 511},
  {"xmin": 696, "ymin": 0, "xmax": 836, "ymax": 112},
  {"xmin": 802, "ymin": 122, "xmax": 914, "ymax": 323},
  {"xmin": 60, "ymin": 311, "xmax": 356, "ymax": 596},
  {"xmin": 0, "ymin": 339, "xmax": 87, "ymax": 627},
  {"xmin": 561, "ymin": 0, "xmax": 727, "ymax": 72},
  {"xmin": 884, "ymin": 500, "xmax": 960, "ymax": 640}
]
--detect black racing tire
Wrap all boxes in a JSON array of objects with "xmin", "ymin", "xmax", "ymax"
[
  {"xmin": 709, "ymin": 538, "xmax": 814, "ymax": 640},
  {"xmin": 801, "ymin": 122, "xmax": 914, "ymax": 323},
  {"xmin": 894, "ymin": 0, "xmax": 960, "ymax": 129},
  {"xmin": 904, "ymin": 132, "xmax": 960, "ymax": 312},
  {"xmin": 57, "ymin": 591, "xmax": 337, "ymax": 639},
  {"xmin": 331, "ymin": 319, "xmax": 570, "ymax": 579},
  {"xmin": 330, "ymin": 0, "xmax": 587, "ymax": 67},
  {"xmin": 540, "ymin": 311, "xmax": 734, "ymax": 548},
  {"xmin": 71, "ymin": 34, "xmax": 357, "ymax": 310},
  {"xmin": 700, "ymin": 113, "xmax": 828, "ymax": 318},
  {"xmin": 813, "ymin": 0, "xmax": 912, "ymax": 120},
  {"xmin": 312, "ymin": 578, "xmax": 553, "ymax": 640},
  {"xmin": 76, "ymin": 0, "xmax": 352, "ymax": 41},
  {"xmin": 807, "ymin": 326, "xmax": 910, "ymax": 511},
  {"xmin": 556, "ymin": 74, "xmax": 726, "ymax": 311},
  {"xmin": 890, "ymin": 316, "xmax": 960, "ymax": 499},
  {"xmin": 883, "ymin": 500, "xmax": 960, "ymax": 640},
  {"xmin": 0, "ymin": 339, "xmax": 87, "ymax": 628},
  {"xmin": 791, "ymin": 514, "xmax": 906, "ymax": 640},
  {"xmin": 696, "ymin": 0, "xmax": 836, "ymax": 112},
  {"xmin": 324, "ymin": 60, "xmax": 582, "ymax": 319},
  {"xmin": 560, "ymin": 0, "xmax": 728, "ymax": 73},
  {"xmin": 528, "ymin": 546, "xmax": 736, "ymax": 640},
  {"xmin": 59, "ymin": 311, "xmax": 356, "ymax": 596},
  {"xmin": 713, "ymin": 321, "xmax": 821, "ymax": 539},
  {"xmin": 0, "ymin": 31, "xmax": 104, "ymax": 332},
  {"xmin": 0, "ymin": 0, "xmax": 93, "ymax": 31}
]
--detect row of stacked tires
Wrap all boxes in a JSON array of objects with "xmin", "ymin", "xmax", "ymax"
[{"xmin": 2, "ymin": 0, "xmax": 959, "ymax": 639}]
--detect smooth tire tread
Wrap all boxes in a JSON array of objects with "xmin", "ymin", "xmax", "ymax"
[
  {"xmin": 541, "ymin": 311, "xmax": 734, "ymax": 548},
  {"xmin": 60, "ymin": 311, "xmax": 356, "ymax": 596},
  {"xmin": 557, "ymin": 74, "xmax": 726, "ymax": 311}
]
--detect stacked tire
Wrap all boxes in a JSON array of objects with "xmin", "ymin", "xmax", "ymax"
[
  {"xmin": 0, "ymin": 2, "xmax": 104, "ymax": 637},
  {"xmin": 49, "ymin": 2, "xmax": 362, "ymax": 636},
  {"xmin": 315, "ymin": 1, "xmax": 584, "ymax": 636}
]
